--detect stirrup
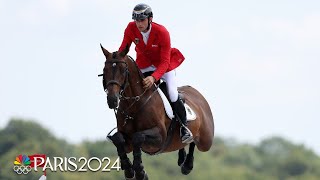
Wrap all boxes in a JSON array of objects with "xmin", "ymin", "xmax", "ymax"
[
  {"xmin": 182, "ymin": 135, "xmax": 193, "ymax": 144},
  {"xmin": 180, "ymin": 126, "xmax": 193, "ymax": 144}
]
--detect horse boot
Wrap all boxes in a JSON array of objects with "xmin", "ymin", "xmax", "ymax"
[{"xmin": 172, "ymin": 96, "xmax": 193, "ymax": 144}]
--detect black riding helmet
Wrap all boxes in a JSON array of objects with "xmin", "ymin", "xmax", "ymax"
[{"xmin": 132, "ymin": 3, "xmax": 153, "ymax": 20}]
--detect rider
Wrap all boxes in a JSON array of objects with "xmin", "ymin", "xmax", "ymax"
[{"xmin": 118, "ymin": 3, "xmax": 193, "ymax": 144}]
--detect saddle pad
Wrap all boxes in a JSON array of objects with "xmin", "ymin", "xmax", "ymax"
[{"xmin": 157, "ymin": 88, "xmax": 196, "ymax": 121}]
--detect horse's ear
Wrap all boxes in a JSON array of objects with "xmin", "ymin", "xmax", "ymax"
[
  {"xmin": 100, "ymin": 44, "xmax": 110, "ymax": 58},
  {"xmin": 119, "ymin": 44, "xmax": 129, "ymax": 58}
]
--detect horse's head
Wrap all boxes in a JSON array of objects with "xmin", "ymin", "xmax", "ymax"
[{"xmin": 100, "ymin": 44, "xmax": 129, "ymax": 109}]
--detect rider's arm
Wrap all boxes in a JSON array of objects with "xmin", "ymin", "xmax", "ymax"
[
  {"xmin": 119, "ymin": 23, "xmax": 133, "ymax": 53},
  {"xmin": 151, "ymin": 28, "xmax": 171, "ymax": 81}
]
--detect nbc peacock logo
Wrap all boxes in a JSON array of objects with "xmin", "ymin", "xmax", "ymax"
[{"xmin": 13, "ymin": 154, "xmax": 32, "ymax": 174}]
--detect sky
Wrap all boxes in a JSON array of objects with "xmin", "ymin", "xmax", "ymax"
[{"xmin": 1, "ymin": 0, "xmax": 319, "ymax": 154}]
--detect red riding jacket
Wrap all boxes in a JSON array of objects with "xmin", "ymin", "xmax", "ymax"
[{"xmin": 119, "ymin": 22, "xmax": 185, "ymax": 81}]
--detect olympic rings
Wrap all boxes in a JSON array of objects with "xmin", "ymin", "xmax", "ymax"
[{"xmin": 13, "ymin": 165, "xmax": 32, "ymax": 174}]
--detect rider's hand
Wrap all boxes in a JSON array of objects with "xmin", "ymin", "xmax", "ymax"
[{"xmin": 143, "ymin": 76, "xmax": 156, "ymax": 89}]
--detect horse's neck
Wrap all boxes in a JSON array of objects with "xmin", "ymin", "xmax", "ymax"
[
  {"xmin": 124, "ymin": 62, "xmax": 146, "ymax": 97},
  {"xmin": 121, "ymin": 59, "xmax": 163, "ymax": 120}
]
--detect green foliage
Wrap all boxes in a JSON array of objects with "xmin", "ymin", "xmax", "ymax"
[
  {"xmin": 1, "ymin": 118, "xmax": 320, "ymax": 180},
  {"xmin": 82, "ymin": 140, "xmax": 117, "ymax": 158}
]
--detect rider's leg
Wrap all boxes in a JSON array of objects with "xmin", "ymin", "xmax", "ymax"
[
  {"xmin": 141, "ymin": 66, "xmax": 156, "ymax": 76},
  {"xmin": 162, "ymin": 70, "xmax": 193, "ymax": 144}
]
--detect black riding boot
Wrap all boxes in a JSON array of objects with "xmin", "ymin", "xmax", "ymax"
[{"xmin": 172, "ymin": 97, "xmax": 193, "ymax": 144}]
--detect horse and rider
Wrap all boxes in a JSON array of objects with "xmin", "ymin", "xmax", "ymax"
[{"xmin": 100, "ymin": 3, "xmax": 214, "ymax": 180}]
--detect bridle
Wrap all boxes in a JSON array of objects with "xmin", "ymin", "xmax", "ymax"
[
  {"xmin": 98, "ymin": 52, "xmax": 129, "ymax": 94},
  {"xmin": 99, "ymin": 52, "xmax": 158, "ymax": 124}
]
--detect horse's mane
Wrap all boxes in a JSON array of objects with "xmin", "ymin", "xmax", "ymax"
[{"xmin": 124, "ymin": 54, "xmax": 146, "ymax": 80}]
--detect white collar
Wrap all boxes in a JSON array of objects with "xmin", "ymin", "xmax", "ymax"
[
  {"xmin": 141, "ymin": 24, "xmax": 152, "ymax": 36},
  {"xmin": 140, "ymin": 24, "xmax": 152, "ymax": 44}
]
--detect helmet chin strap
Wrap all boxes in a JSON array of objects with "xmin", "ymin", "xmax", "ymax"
[{"xmin": 146, "ymin": 17, "xmax": 152, "ymax": 31}]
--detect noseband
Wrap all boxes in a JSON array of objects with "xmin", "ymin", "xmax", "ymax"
[{"xmin": 100, "ymin": 52, "xmax": 129, "ymax": 93}]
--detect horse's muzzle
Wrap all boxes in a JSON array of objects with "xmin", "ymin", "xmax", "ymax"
[{"xmin": 107, "ymin": 94, "xmax": 119, "ymax": 109}]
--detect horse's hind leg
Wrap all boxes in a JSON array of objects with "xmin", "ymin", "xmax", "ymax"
[
  {"xmin": 178, "ymin": 148, "xmax": 186, "ymax": 166},
  {"xmin": 181, "ymin": 142, "xmax": 195, "ymax": 175},
  {"xmin": 108, "ymin": 132, "xmax": 135, "ymax": 179}
]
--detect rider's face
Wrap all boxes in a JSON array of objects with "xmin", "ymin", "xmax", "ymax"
[{"xmin": 135, "ymin": 18, "xmax": 151, "ymax": 32}]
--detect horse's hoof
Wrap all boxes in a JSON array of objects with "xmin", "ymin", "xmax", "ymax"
[
  {"xmin": 125, "ymin": 171, "xmax": 135, "ymax": 180},
  {"xmin": 135, "ymin": 171, "xmax": 148, "ymax": 180},
  {"xmin": 125, "ymin": 176, "xmax": 136, "ymax": 180},
  {"xmin": 181, "ymin": 154, "xmax": 194, "ymax": 175},
  {"xmin": 181, "ymin": 164, "xmax": 192, "ymax": 175},
  {"xmin": 125, "ymin": 174, "xmax": 136, "ymax": 180},
  {"xmin": 143, "ymin": 172, "xmax": 148, "ymax": 180}
]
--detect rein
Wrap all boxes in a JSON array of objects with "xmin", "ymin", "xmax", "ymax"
[
  {"xmin": 100, "ymin": 54, "xmax": 158, "ymax": 125},
  {"xmin": 117, "ymin": 86, "xmax": 158, "ymax": 126},
  {"xmin": 117, "ymin": 56, "xmax": 159, "ymax": 125},
  {"xmin": 101, "ymin": 52, "xmax": 178, "ymax": 155}
]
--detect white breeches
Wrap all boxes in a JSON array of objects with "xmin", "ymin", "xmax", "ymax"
[{"xmin": 140, "ymin": 66, "xmax": 179, "ymax": 102}]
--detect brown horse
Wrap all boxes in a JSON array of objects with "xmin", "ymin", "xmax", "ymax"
[{"xmin": 100, "ymin": 44, "xmax": 214, "ymax": 180}]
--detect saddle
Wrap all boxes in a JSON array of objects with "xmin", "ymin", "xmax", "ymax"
[
  {"xmin": 143, "ymin": 71, "xmax": 184, "ymax": 101},
  {"xmin": 142, "ymin": 71, "xmax": 196, "ymax": 120}
]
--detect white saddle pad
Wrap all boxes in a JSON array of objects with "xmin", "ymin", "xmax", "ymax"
[{"xmin": 157, "ymin": 88, "xmax": 196, "ymax": 121}]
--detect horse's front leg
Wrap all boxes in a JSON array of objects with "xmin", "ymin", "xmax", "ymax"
[
  {"xmin": 108, "ymin": 132, "xmax": 135, "ymax": 180},
  {"xmin": 132, "ymin": 127, "xmax": 162, "ymax": 180}
]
